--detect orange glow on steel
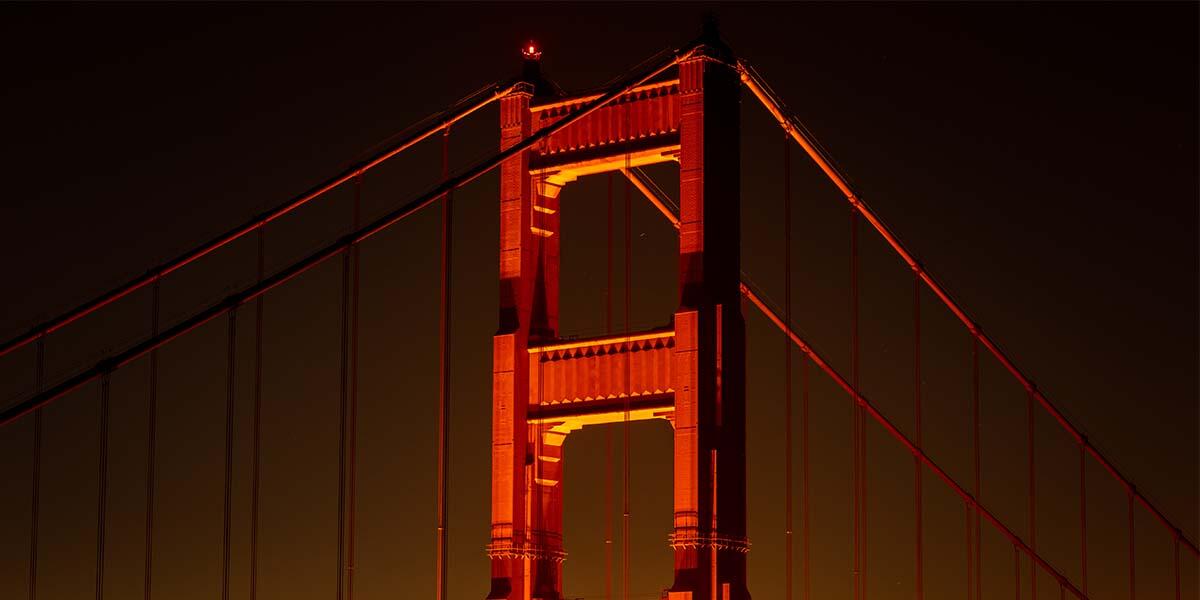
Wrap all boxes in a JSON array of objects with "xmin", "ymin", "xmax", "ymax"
[{"xmin": 529, "ymin": 330, "xmax": 674, "ymax": 354}]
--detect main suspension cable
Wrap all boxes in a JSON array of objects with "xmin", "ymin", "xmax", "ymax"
[
  {"xmin": 738, "ymin": 58, "xmax": 1198, "ymax": 559},
  {"xmin": 2, "ymin": 42, "xmax": 695, "ymax": 428},
  {"xmin": 0, "ymin": 81, "xmax": 517, "ymax": 363}
]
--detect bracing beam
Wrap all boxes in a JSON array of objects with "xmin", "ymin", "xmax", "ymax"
[{"xmin": 737, "ymin": 59, "xmax": 1199, "ymax": 558}]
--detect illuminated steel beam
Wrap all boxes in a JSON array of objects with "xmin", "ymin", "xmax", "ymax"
[
  {"xmin": 738, "ymin": 59, "xmax": 1200, "ymax": 559},
  {"xmin": 0, "ymin": 42, "xmax": 702, "ymax": 428}
]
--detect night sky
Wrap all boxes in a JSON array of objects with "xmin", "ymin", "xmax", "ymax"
[{"xmin": 0, "ymin": 3, "xmax": 1195, "ymax": 600}]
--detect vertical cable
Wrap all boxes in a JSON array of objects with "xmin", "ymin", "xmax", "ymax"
[
  {"xmin": 604, "ymin": 171, "xmax": 615, "ymax": 600},
  {"xmin": 250, "ymin": 226, "xmax": 265, "ymax": 600},
  {"xmin": 783, "ymin": 133, "xmax": 794, "ymax": 600},
  {"xmin": 801, "ymin": 357, "xmax": 811, "ymax": 600},
  {"xmin": 1128, "ymin": 490, "xmax": 1135, "ymax": 600},
  {"xmin": 973, "ymin": 336, "xmax": 982, "ymax": 600},
  {"xmin": 435, "ymin": 129, "xmax": 453, "ymax": 600},
  {"xmin": 1015, "ymin": 545, "xmax": 1021, "ymax": 600},
  {"xmin": 966, "ymin": 498, "xmax": 974, "ymax": 600},
  {"xmin": 96, "ymin": 372, "xmax": 112, "ymax": 600},
  {"xmin": 1079, "ymin": 444, "xmax": 1087, "ymax": 597},
  {"xmin": 144, "ymin": 280, "xmax": 159, "ymax": 600},
  {"xmin": 29, "ymin": 336, "xmax": 45, "ymax": 600},
  {"xmin": 850, "ymin": 208, "xmax": 861, "ymax": 600},
  {"xmin": 1174, "ymin": 533, "xmax": 1181, "ymax": 600},
  {"xmin": 621, "ymin": 114, "xmax": 632, "ymax": 600},
  {"xmin": 221, "ymin": 308, "xmax": 238, "ymax": 600},
  {"xmin": 336, "ymin": 213, "xmax": 351, "ymax": 600},
  {"xmin": 914, "ymin": 273, "xmax": 923, "ymax": 600},
  {"xmin": 1028, "ymin": 389, "xmax": 1037, "ymax": 600},
  {"xmin": 346, "ymin": 174, "xmax": 363, "ymax": 600}
]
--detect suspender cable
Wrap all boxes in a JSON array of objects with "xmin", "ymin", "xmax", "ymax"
[
  {"xmin": 850, "ymin": 208, "xmax": 863, "ymax": 600},
  {"xmin": 435, "ymin": 129, "xmax": 453, "ymax": 600},
  {"xmin": 801, "ymin": 356, "xmax": 811, "ymax": 600},
  {"xmin": 144, "ymin": 280, "xmax": 160, "ymax": 600},
  {"xmin": 1079, "ymin": 444, "xmax": 1087, "ymax": 597},
  {"xmin": 347, "ymin": 174, "xmax": 362, "ymax": 600},
  {"xmin": 1028, "ymin": 390, "xmax": 1037, "ymax": 600},
  {"xmin": 914, "ymin": 273, "xmax": 923, "ymax": 600},
  {"xmin": 2, "ymin": 44, "xmax": 696, "ymax": 429},
  {"xmin": 1174, "ymin": 533, "xmax": 1180, "ymax": 600},
  {"xmin": 1015, "ymin": 545, "xmax": 1021, "ymax": 600},
  {"xmin": 221, "ymin": 308, "xmax": 238, "ymax": 600},
  {"xmin": 1128, "ymin": 491, "xmax": 1135, "ymax": 600},
  {"xmin": 739, "ymin": 59, "xmax": 1199, "ymax": 560},
  {"xmin": 29, "ymin": 336, "xmax": 45, "ymax": 600},
  {"xmin": 967, "ymin": 502, "xmax": 974, "ymax": 600},
  {"xmin": 740, "ymin": 285, "xmax": 1089, "ymax": 599},
  {"xmin": 605, "ymin": 171, "xmax": 615, "ymax": 600},
  {"xmin": 783, "ymin": 134, "xmax": 794, "ymax": 600},
  {"xmin": 96, "ymin": 372, "xmax": 111, "ymax": 600},
  {"xmin": 250, "ymin": 227, "xmax": 265, "ymax": 600},
  {"xmin": 336, "ymin": 202, "xmax": 353, "ymax": 600},
  {"xmin": 0, "ymin": 81, "xmax": 517, "ymax": 362},
  {"xmin": 622, "ymin": 116, "xmax": 633, "ymax": 600},
  {"xmin": 973, "ymin": 337, "xmax": 982, "ymax": 599}
]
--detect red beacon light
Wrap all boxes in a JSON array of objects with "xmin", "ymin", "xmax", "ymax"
[{"xmin": 522, "ymin": 41, "xmax": 542, "ymax": 61}]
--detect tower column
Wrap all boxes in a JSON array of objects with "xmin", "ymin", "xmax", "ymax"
[
  {"xmin": 669, "ymin": 40, "xmax": 748, "ymax": 600},
  {"xmin": 489, "ymin": 70, "xmax": 564, "ymax": 600}
]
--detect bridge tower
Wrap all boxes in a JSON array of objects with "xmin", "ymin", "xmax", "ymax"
[{"xmin": 487, "ymin": 31, "xmax": 749, "ymax": 600}]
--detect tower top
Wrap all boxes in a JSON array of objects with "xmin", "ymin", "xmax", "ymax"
[{"xmin": 521, "ymin": 40, "xmax": 542, "ymax": 61}]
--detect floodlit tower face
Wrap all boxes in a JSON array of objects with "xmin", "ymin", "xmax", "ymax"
[{"xmin": 486, "ymin": 42, "xmax": 748, "ymax": 600}]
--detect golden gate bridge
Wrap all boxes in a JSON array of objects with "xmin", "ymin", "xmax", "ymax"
[{"xmin": 1, "ymin": 23, "xmax": 1194, "ymax": 600}]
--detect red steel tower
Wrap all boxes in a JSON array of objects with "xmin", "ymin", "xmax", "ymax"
[{"xmin": 487, "ymin": 32, "xmax": 749, "ymax": 600}]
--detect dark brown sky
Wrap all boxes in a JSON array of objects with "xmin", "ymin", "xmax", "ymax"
[{"xmin": 0, "ymin": 3, "xmax": 1195, "ymax": 600}]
